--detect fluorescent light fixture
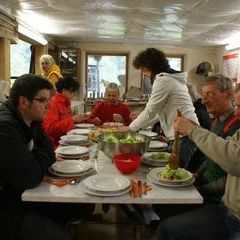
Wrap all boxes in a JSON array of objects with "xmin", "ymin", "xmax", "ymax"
[
  {"xmin": 18, "ymin": 25, "xmax": 48, "ymax": 45},
  {"xmin": 225, "ymin": 43, "xmax": 240, "ymax": 51},
  {"xmin": 225, "ymin": 33, "xmax": 240, "ymax": 50},
  {"xmin": 61, "ymin": 51, "xmax": 68, "ymax": 59}
]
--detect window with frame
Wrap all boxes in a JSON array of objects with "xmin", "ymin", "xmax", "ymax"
[
  {"xmin": 10, "ymin": 39, "xmax": 31, "ymax": 86},
  {"xmin": 167, "ymin": 55, "xmax": 184, "ymax": 71},
  {"xmin": 85, "ymin": 52, "xmax": 128, "ymax": 98}
]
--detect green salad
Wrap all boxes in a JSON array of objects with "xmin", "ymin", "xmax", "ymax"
[
  {"xmin": 157, "ymin": 165, "xmax": 190, "ymax": 181},
  {"xmin": 119, "ymin": 135, "xmax": 142, "ymax": 143},
  {"xmin": 103, "ymin": 134, "xmax": 118, "ymax": 143},
  {"xmin": 103, "ymin": 134, "xmax": 143, "ymax": 144},
  {"xmin": 150, "ymin": 152, "xmax": 169, "ymax": 162}
]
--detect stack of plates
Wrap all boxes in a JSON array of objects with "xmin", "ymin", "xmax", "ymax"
[
  {"xmin": 67, "ymin": 128, "xmax": 91, "ymax": 135},
  {"xmin": 49, "ymin": 160, "xmax": 95, "ymax": 177},
  {"xmin": 59, "ymin": 134, "xmax": 89, "ymax": 146},
  {"xmin": 146, "ymin": 167, "xmax": 195, "ymax": 188},
  {"xmin": 147, "ymin": 140, "xmax": 168, "ymax": 151},
  {"xmin": 143, "ymin": 151, "xmax": 170, "ymax": 166},
  {"xmin": 55, "ymin": 146, "xmax": 89, "ymax": 160},
  {"xmin": 81, "ymin": 174, "xmax": 131, "ymax": 196},
  {"xmin": 75, "ymin": 123, "xmax": 95, "ymax": 129}
]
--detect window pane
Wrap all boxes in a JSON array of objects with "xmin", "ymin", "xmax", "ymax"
[
  {"xmin": 10, "ymin": 40, "xmax": 31, "ymax": 85},
  {"xmin": 86, "ymin": 54, "xmax": 127, "ymax": 98},
  {"xmin": 167, "ymin": 57, "xmax": 182, "ymax": 71}
]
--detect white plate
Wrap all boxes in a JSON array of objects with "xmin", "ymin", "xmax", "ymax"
[
  {"xmin": 75, "ymin": 123, "xmax": 95, "ymax": 129},
  {"xmin": 51, "ymin": 160, "xmax": 91, "ymax": 173},
  {"xmin": 148, "ymin": 141, "xmax": 168, "ymax": 149},
  {"xmin": 146, "ymin": 173, "xmax": 195, "ymax": 188},
  {"xmin": 60, "ymin": 135, "xmax": 88, "ymax": 143},
  {"xmin": 67, "ymin": 129, "xmax": 91, "ymax": 135},
  {"xmin": 55, "ymin": 146, "xmax": 89, "ymax": 156},
  {"xmin": 139, "ymin": 131, "xmax": 158, "ymax": 138},
  {"xmin": 143, "ymin": 152, "xmax": 170, "ymax": 163},
  {"xmin": 149, "ymin": 167, "xmax": 193, "ymax": 185},
  {"xmin": 48, "ymin": 166, "xmax": 95, "ymax": 177},
  {"xmin": 59, "ymin": 140, "xmax": 77, "ymax": 146},
  {"xmin": 83, "ymin": 174, "xmax": 131, "ymax": 192},
  {"xmin": 81, "ymin": 182, "xmax": 131, "ymax": 196},
  {"xmin": 142, "ymin": 158, "xmax": 168, "ymax": 167},
  {"xmin": 58, "ymin": 140, "xmax": 88, "ymax": 147},
  {"xmin": 56, "ymin": 154, "xmax": 89, "ymax": 160}
]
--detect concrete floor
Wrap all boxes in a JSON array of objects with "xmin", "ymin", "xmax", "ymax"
[{"xmin": 70, "ymin": 204, "xmax": 158, "ymax": 240}]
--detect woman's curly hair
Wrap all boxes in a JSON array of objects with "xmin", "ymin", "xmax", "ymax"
[{"xmin": 133, "ymin": 48, "xmax": 180, "ymax": 82}]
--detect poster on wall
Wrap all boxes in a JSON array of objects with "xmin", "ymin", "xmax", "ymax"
[{"xmin": 222, "ymin": 53, "xmax": 239, "ymax": 83}]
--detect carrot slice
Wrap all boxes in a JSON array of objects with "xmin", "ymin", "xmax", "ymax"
[
  {"xmin": 132, "ymin": 182, "xmax": 139, "ymax": 198},
  {"xmin": 137, "ymin": 180, "xmax": 142, "ymax": 197}
]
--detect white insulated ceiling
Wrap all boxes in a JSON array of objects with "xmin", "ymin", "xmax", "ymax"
[{"xmin": 1, "ymin": 0, "xmax": 240, "ymax": 47}]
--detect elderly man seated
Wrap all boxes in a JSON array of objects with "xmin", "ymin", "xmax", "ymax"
[{"xmin": 86, "ymin": 82, "xmax": 131, "ymax": 126}]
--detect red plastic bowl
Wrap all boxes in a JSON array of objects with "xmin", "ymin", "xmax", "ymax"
[{"xmin": 113, "ymin": 153, "xmax": 141, "ymax": 174}]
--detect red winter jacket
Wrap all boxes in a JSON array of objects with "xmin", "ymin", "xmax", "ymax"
[
  {"xmin": 43, "ymin": 92, "xmax": 74, "ymax": 147},
  {"xmin": 86, "ymin": 100, "xmax": 131, "ymax": 126}
]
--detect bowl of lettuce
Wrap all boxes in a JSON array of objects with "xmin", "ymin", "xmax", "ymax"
[{"xmin": 98, "ymin": 132, "xmax": 150, "ymax": 160}]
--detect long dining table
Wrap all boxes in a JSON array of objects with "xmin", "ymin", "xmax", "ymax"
[{"xmin": 22, "ymin": 150, "xmax": 203, "ymax": 205}]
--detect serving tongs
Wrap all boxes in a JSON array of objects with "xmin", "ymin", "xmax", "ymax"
[{"xmin": 169, "ymin": 109, "xmax": 181, "ymax": 170}]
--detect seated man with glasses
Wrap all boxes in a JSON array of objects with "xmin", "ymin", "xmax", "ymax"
[
  {"xmin": 154, "ymin": 74, "xmax": 240, "ymax": 221},
  {"xmin": 158, "ymin": 102, "xmax": 240, "ymax": 240},
  {"xmin": 189, "ymin": 74, "xmax": 240, "ymax": 203},
  {"xmin": 0, "ymin": 74, "xmax": 73, "ymax": 240},
  {"xmin": 43, "ymin": 76, "xmax": 84, "ymax": 148}
]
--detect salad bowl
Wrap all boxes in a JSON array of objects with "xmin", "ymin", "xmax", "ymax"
[{"xmin": 98, "ymin": 132, "xmax": 150, "ymax": 159}]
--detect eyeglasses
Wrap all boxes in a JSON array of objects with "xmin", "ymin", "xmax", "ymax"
[
  {"xmin": 201, "ymin": 91, "xmax": 219, "ymax": 99},
  {"xmin": 32, "ymin": 97, "xmax": 50, "ymax": 105}
]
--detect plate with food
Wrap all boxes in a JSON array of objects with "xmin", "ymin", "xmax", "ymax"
[
  {"xmin": 88, "ymin": 127, "xmax": 118, "ymax": 142},
  {"xmin": 103, "ymin": 122, "xmax": 124, "ymax": 128},
  {"xmin": 143, "ymin": 151, "xmax": 170, "ymax": 166},
  {"xmin": 148, "ymin": 166, "xmax": 193, "ymax": 186}
]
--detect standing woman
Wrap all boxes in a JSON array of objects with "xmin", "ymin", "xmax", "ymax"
[
  {"xmin": 40, "ymin": 54, "xmax": 62, "ymax": 87},
  {"xmin": 119, "ymin": 48, "xmax": 199, "ymax": 168}
]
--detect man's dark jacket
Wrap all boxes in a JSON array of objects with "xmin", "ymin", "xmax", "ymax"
[{"xmin": 0, "ymin": 101, "xmax": 55, "ymax": 239}]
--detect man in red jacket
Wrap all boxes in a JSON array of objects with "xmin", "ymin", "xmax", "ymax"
[
  {"xmin": 86, "ymin": 82, "xmax": 131, "ymax": 126},
  {"xmin": 43, "ymin": 77, "xmax": 83, "ymax": 147}
]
